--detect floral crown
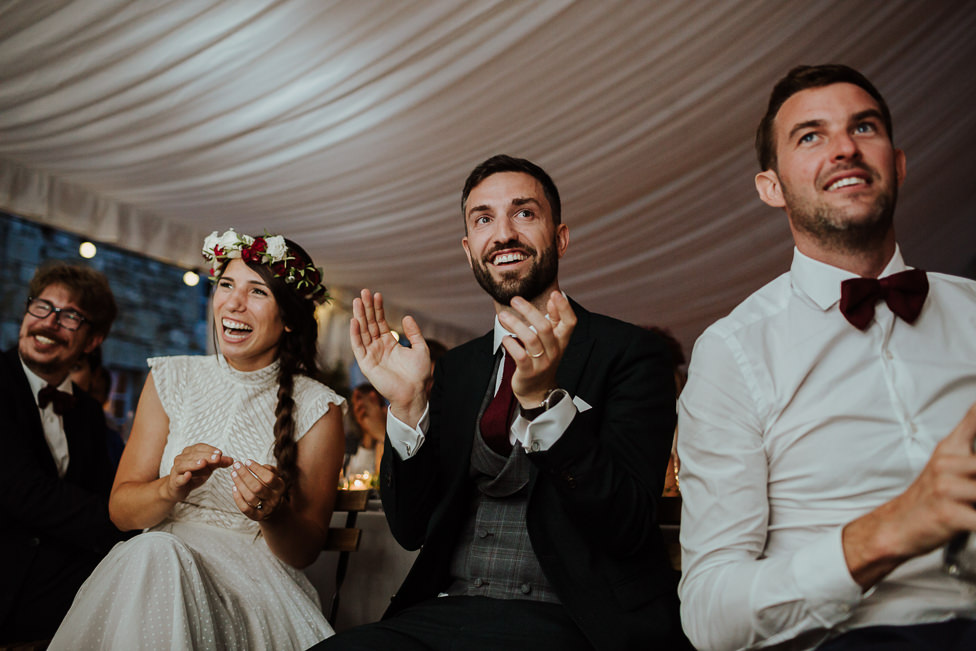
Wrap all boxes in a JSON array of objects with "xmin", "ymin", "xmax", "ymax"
[{"xmin": 202, "ymin": 229, "xmax": 330, "ymax": 305}]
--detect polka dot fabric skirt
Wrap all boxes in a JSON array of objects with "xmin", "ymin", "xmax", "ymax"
[{"xmin": 49, "ymin": 520, "xmax": 333, "ymax": 650}]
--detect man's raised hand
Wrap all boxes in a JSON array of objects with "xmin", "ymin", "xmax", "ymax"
[{"xmin": 349, "ymin": 289, "xmax": 430, "ymax": 427}]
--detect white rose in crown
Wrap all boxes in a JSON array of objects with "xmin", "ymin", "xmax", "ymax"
[
  {"xmin": 265, "ymin": 235, "xmax": 288, "ymax": 260},
  {"xmin": 214, "ymin": 228, "xmax": 244, "ymax": 258},
  {"xmin": 202, "ymin": 231, "xmax": 221, "ymax": 257}
]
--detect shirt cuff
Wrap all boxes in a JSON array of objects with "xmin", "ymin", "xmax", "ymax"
[
  {"xmin": 385, "ymin": 403, "xmax": 429, "ymax": 459},
  {"xmin": 512, "ymin": 393, "xmax": 578, "ymax": 453},
  {"xmin": 790, "ymin": 525, "xmax": 864, "ymax": 627}
]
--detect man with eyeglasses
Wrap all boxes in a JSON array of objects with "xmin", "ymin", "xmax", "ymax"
[{"xmin": 0, "ymin": 262, "xmax": 128, "ymax": 645}]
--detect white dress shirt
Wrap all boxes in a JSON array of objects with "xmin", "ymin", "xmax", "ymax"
[
  {"xmin": 387, "ymin": 316, "xmax": 577, "ymax": 460},
  {"xmin": 22, "ymin": 360, "xmax": 73, "ymax": 477},
  {"xmin": 677, "ymin": 246, "xmax": 976, "ymax": 651}
]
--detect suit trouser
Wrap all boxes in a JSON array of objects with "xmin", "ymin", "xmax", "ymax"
[
  {"xmin": 0, "ymin": 549, "xmax": 97, "ymax": 643},
  {"xmin": 311, "ymin": 595, "xmax": 592, "ymax": 651},
  {"xmin": 816, "ymin": 619, "xmax": 976, "ymax": 651}
]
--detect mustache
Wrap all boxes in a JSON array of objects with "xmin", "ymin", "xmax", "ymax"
[
  {"xmin": 482, "ymin": 239, "xmax": 537, "ymax": 261},
  {"xmin": 28, "ymin": 327, "xmax": 68, "ymax": 345}
]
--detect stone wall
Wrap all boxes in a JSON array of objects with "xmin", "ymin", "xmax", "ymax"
[{"xmin": 1, "ymin": 212, "xmax": 210, "ymax": 432}]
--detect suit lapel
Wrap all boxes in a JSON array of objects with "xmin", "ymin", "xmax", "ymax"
[
  {"xmin": 555, "ymin": 299, "xmax": 594, "ymax": 396},
  {"xmin": 442, "ymin": 331, "xmax": 494, "ymax": 484},
  {"xmin": 61, "ymin": 389, "xmax": 91, "ymax": 479},
  {"xmin": 3, "ymin": 347, "xmax": 60, "ymax": 476}
]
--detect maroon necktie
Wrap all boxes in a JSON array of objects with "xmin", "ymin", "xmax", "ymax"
[
  {"xmin": 839, "ymin": 268, "xmax": 929, "ymax": 331},
  {"xmin": 480, "ymin": 351, "xmax": 516, "ymax": 455},
  {"xmin": 38, "ymin": 384, "xmax": 76, "ymax": 416}
]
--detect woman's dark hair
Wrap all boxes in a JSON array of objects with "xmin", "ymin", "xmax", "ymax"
[{"xmin": 221, "ymin": 239, "xmax": 323, "ymax": 497}]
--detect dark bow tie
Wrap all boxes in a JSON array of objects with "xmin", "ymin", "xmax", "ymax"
[
  {"xmin": 839, "ymin": 268, "xmax": 929, "ymax": 330},
  {"xmin": 38, "ymin": 384, "xmax": 76, "ymax": 416}
]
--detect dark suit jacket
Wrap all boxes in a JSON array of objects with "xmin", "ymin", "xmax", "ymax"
[
  {"xmin": 0, "ymin": 347, "xmax": 125, "ymax": 642},
  {"xmin": 380, "ymin": 301, "xmax": 685, "ymax": 650}
]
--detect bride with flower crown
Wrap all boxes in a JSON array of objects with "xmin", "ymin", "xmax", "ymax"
[{"xmin": 50, "ymin": 230, "xmax": 344, "ymax": 650}]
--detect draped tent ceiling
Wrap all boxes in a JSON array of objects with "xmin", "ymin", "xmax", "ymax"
[{"xmin": 2, "ymin": 0, "xmax": 975, "ymax": 356}]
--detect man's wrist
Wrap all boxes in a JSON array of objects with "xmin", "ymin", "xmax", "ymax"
[
  {"xmin": 389, "ymin": 396, "xmax": 427, "ymax": 430},
  {"xmin": 520, "ymin": 388, "xmax": 568, "ymax": 421}
]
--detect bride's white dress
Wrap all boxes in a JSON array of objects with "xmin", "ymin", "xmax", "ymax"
[{"xmin": 50, "ymin": 355, "xmax": 342, "ymax": 650}]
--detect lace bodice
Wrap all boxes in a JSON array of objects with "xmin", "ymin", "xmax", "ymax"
[{"xmin": 150, "ymin": 355, "xmax": 343, "ymax": 534}]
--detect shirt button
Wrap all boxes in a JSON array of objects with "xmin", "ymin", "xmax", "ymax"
[
  {"xmin": 29, "ymin": 537, "xmax": 40, "ymax": 547},
  {"xmin": 520, "ymin": 583, "xmax": 532, "ymax": 594},
  {"xmin": 477, "ymin": 529, "xmax": 489, "ymax": 539},
  {"xmin": 884, "ymin": 350, "xmax": 893, "ymax": 360},
  {"xmin": 473, "ymin": 578, "xmax": 484, "ymax": 587},
  {"xmin": 530, "ymin": 441, "xmax": 541, "ymax": 452}
]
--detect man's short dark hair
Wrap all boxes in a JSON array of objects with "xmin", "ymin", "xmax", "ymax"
[
  {"xmin": 646, "ymin": 326, "xmax": 685, "ymax": 371},
  {"xmin": 461, "ymin": 155, "xmax": 562, "ymax": 228},
  {"xmin": 352, "ymin": 383, "xmax": 382, "ymax": 403},
  {"xmin": 756, "ymin": 64, "xmax": 894, "ymax": 171},
  {"xmin": 28, "ymin": 262, "xmax": 117, "ymax": 337}
]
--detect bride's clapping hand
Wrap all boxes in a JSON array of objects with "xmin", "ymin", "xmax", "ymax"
[
  {"xmin": 230, "ymin": 459, "xmax": 286, "ymax": 521},
  {"xmin": 164, "ymin": 444, "xmax": 235, "ymax": 503}
]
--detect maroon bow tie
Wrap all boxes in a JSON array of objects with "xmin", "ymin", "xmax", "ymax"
[
  {"xmin": 38, "ymin": 384, "xmax": 76, "ymax": 416},
  {"xmin": 839, "ymin": 268, "xmax": 929, "ymax": 330}
]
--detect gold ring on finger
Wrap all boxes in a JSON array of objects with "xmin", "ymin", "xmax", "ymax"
[
  {"xmin": 530, "ymin": 350, "xmax": 545, "ymax": 358},
  {"xmin": 255, "ymin": 500, "xmax": 264, "ymax": 510}
]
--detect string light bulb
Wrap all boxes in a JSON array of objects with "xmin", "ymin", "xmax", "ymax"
[
  {"xmin": 183, "ymin": 270, "xmax": 200, "ymax": 287},
  {"xmin": 79, "ymin": 241, "xmax": 97, "ymax": 258}
]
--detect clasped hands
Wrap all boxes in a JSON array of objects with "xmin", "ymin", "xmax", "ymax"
[
  {"xmin": 844, "ymin": 402, "xmax": 976, "ymax": 588},
  {"xmin": 349, "ymin": 288, "xmax": 576, "ymax": 425},
  {"xmin": 165, "ymin": 443, "xmax": 285, "ymax": 521}
]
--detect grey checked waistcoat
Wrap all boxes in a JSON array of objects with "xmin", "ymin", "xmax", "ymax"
[{"xmin": 445, "ymin": 352, "xmax": 560, "ymax": 604}]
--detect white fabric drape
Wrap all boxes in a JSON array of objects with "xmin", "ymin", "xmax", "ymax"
[{"xmin": 2, "ymin": 0, "xmax": 974, "ymax": 351}]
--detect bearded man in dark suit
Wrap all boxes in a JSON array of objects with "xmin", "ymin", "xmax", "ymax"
[
  {"xmin": 319, "ymin": 155, "xmax": 686, "ymax": 650},
  {"xmin": 0, "ymin": 262, "xmax": 127, "ymax": 644}
]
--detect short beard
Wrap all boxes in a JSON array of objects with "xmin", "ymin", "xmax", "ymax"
[
  {"xmin": 784, "ymin": 175, "xmax": 897, "ymax": 255},
  {"xmin": 19, "ymin": 328, "xmax": 70, "ymax": 377},
  {"xmin": 471, "ymin": 238, "xmax": 559, "ymax": 306}
]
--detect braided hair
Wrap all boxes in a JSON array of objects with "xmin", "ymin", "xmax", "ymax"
[{"xmin": 238, "ymin": 240, "xmax": 323, "ymax": 497}]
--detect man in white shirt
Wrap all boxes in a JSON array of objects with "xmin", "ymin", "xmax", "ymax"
[
  {"xmin": 0, "ymin": 262, "xmax": 126, "ymax": 644},
  {"xmin": 319, "ymin": 155, "xmax": 686, "ymax": 650},
  {"xmin": 678, "ymin": 64, "xmax": 976, "ymax": 651}
]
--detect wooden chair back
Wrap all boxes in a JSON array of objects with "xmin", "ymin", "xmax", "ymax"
[{"xmin": 323, "ymin": 489, "xmax": 370, "ymax": 625}]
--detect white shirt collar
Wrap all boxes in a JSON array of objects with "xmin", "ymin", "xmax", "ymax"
[
  {"xmin": 790, "ymin": 245, "xmax": 909, "ymax": 312},
  {"xmin": 492, "ymin": 316, "xmax": 513, "ymax": 356}
]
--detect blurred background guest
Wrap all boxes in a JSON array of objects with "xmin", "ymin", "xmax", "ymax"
[
  {"xmin": 646, "ymin": 326, "xmax": 687, "ymax": 497},
  {"xmin": 70, "ymin": 345, "xmax": 125, "ymax": 471},
  {"xmin": 345, "ymin": 383, "xmax": 387, "ymax": 480}
]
